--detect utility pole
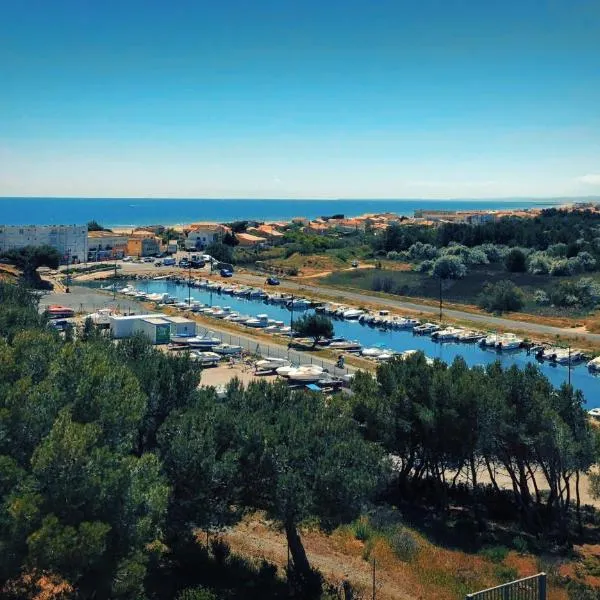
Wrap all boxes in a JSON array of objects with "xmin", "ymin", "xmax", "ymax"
[
  {"xmin": 290, "ymin": 294, "xmax": 295, "ymax": 331},
  {"xmin": 372, "ymin": 558, "xmax": 376, "ymax": 600},
  {"xmin": 568, "ymin": 345, "xmax": 572, "ymax": 387},
  {"xmin": 438, "ymin": 277, "xmax": 443, "ymax": 323},
  {"xmin": 113, "ymin": 260, "xmax": 117, "ymax": 300},
  {"xmin": 188, "ymin": 259, "xmax": 192, "ymax": 307},
  {"xmin": 65, "ymin": 249, "xmax": 71, "ymax": 293}
]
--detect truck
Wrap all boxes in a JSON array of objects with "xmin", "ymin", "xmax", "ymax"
[{"xmin": 163, "ymin": 257, "xmax": 176, "ymax": 266}]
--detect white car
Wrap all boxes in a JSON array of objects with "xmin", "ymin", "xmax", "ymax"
[{"xmin": 122, "ymin": 256, "xmax": 133, "ymax": 262}]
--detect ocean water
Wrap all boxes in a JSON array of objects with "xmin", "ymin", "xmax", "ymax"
[{"xmin": 0, "ymin": 197, "xmax": 560, "ymax": 227}]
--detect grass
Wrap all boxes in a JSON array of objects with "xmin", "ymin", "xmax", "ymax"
[{"xmin": 323, "ymin": 264, "xmax": 600, "ymax": 319}]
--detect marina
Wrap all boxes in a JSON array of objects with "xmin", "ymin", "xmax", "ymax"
[{"xmin": 91, "ymin": 278, "xmax": 600, "ymax": 407}]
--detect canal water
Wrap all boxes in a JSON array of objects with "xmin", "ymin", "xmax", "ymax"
[{"xmin": 119, "ymin": 279, "xmax": 600, "ymax": 407}]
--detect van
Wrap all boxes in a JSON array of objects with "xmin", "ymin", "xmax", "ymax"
[{"xmin": 163, "ymin": 257, "xmax": 176, "ymax": 266}]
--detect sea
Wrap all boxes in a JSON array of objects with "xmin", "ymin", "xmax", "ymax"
[{"xmin": 0, "ymin": 197, "xmax": 562, "ymax": 227}]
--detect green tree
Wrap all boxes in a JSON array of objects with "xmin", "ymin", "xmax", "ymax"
[
  {"xmin": 478, "ymin": 280, "xmax": 525, "ymax": 313},
  {"xmin": 431, "ymin": 255, "xmax": 467, "ymax": 279},
  {"xmin": 504, "ymin": 247, "xmax": 527, "ymax": 273},
  {"xmin": 222, "ymin": 232, "xmax": 239, "ymax": 247},
  {"xmin": 87, "ymin": 220, "xmax": 111, "ymax": 232},
  {"xmin": 1, "ymin": 245, "xmax": 61, "ymax": 287},
  {"xmin": 292, "ymin": 314, "xmax": 334, "ymax": 347},
  {"xmin": 206, "ymin": 242, "xmax": 233, "ymax": 264}
]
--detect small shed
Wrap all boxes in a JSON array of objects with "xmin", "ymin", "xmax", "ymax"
[
  {"xmin": 135, "ymin": 317, "xmax": 172, "ymax": 345},
  {"xmin": 109, "ymin": 314, "xmax": 161, "ymax": 339},
  {"xmin": 166, "ymin": 316, "xmax": 196, "ymax": 337}
]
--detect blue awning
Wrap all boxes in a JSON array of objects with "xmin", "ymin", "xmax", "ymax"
[{"xmin": 306, "ymin": 383, "xmax": 321, "ymax": 392}]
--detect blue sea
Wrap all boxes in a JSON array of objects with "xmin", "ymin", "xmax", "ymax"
[{"xmin": 0, "ymin": 197, "xmax": 561, "ymax": 227}]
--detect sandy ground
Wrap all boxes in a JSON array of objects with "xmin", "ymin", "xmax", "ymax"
[
  {"xmin": 199, "ymin": 363, "xmax": 277, "ymax": 387},
  {"xmin": 38, "ymin": 284, "xmax": 145, "ymax": 315}
]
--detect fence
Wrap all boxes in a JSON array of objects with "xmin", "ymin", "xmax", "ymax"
[
  {"xmin": 200, "ymin": 327, "xmax": 353, "ymax": 379},
  {"xmin": 465, "ymin": 573, "xmax": 546, "ymax": 600}
]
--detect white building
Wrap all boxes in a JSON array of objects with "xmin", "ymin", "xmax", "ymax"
[
  {"xmin": 0, "ymin": 224, "xmax": 88, "ymax": 263},
  {"xmin": 185, "ymin": 223, "xmax": 230, "ymax": 250}
]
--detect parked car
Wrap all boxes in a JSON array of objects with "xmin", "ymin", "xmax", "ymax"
[
  {"xmin": 266, "ymin": 277, "xmax": 280, "ymax": 285},
  {"xmin": 143, "ymin": 256, "xmax": 154, "ymax": 263},
  {"xmin": 220, "ymin": 269, "xmax": 233, "ymax": 277},
  {"xmin": 351, "ymin": 260, "xmax": 359, "ymax": 268},
  {"xmin": 154, "ymin": 260, "xmax": 163, "ymax": 267},
  {"xmin": 178, "ymin": 259, "xmax": 189, "ymax": 268},
  {"xmin": 190, "ymin": 260, "xmax": 205, "ymax": 268},
  {"xmin": 122, "ymin": 256, "xmax": 133, "ymax": 262}
]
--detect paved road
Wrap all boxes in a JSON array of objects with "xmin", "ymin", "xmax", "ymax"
[{"xmin": 229, "ymin": 272, "xmax": 600, "ymax": 345}]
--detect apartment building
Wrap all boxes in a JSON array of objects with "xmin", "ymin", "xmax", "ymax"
[{"xmin": 0, "ymin": 224, "xmax": 88, "ymax": 263}]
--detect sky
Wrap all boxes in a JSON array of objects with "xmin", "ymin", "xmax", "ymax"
[{"xmin": 1, "ymin": 0, "xmax": 600, "ymax": 199}]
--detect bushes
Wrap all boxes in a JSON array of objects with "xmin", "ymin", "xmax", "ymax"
[
  {"xmin": 478, "ymin": 281, "xmax": 525, "ymax": 313},
  {"xmin": 504, "ymin": 248, "xmax": 527, "ymax": 273},
  {"xmin": 549, "ymin": 278, "xmax": 600, "ymax": 308},
  {"xmin": 431, "ymin": 255, "xmax": 467, "ymax": 279}
]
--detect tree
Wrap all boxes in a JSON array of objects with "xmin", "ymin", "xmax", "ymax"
[
  {"xmin": 87, "ymin": 221, "xmax": 111, "ymax": 232},
  {"xmin": 292, "ymin": 314, "xmax": 334, "ymax": 347},
  {"xmin": 431, "ymin": 255, "xmax": 467, "ymax": 279},
  {"xmin": 205, "ymin": 242, "xmax": 233, "ymax": 264},
  {"xmin": 504, "ymin": 247, "xmax": 527, "ymax": 272},
  {"xmin": 0, "ymin": 245, "xmax": 61, "ymax": 287},
  {"xmin": 478, "ymin": 280, "xmax": 525, "ymax": 313},
  {"xmin": 222, "ymin": 232, "xmax": 239, "ymax": 247}
]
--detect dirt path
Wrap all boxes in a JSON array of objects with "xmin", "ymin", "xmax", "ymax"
[{"xmin": 225, "ymin": 519, "xmax": 418, "ymax": 600}]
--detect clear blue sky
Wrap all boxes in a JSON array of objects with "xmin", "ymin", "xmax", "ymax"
[{"xmin": 1, "ymin": 0, "xmax": 599, "ymax": 199}]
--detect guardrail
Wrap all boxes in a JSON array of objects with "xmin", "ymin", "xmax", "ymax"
[{"xmin": 465, "ymin": 573, "xmax": 546, "ymax": 600}]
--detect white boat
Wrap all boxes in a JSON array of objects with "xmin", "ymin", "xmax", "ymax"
[
  {"xmin": 375, "ymin": 352, "xmax": 396, "ymax": 361},
  {"xmin": 171, "ymin": 335, "xmax": 221, "ymax": 348},
  {"xmin": 432, "ymin": 327, "xmax": 463, "ymax": 341},
  {"xmin": 480, "ymin": 334, "xmax": 500, "ymax": 347},
  {"xmin": 393, "ymin": 317, "xmax": 420, "ymax": 329},
  {"xmin": 212, "ymin": 343, "xmax": 243, "ymax": 355},
  {"xmin": 457, "ymin": 330, "xmax": 484, "ymax": 342},
  {"xmin": 361, "ymin": 347, "xmax": 384, "ymax": 358},
  {"xmin": 287, "ymin": 365, "xmax": 324, "ymax": 382},
  {"xmin": 329, "ymin": 340, "xmax": 362, "ymax": 351},
  {"xmin": 414, "ymin": 323, "xmax": 440, "ymax": 335},
  {"xmin": 495, "ymin": 334, "xmax": 523, "ymax": 351},
  {"xmin": 588, "ymin": 408, "xmax": 600, "ymax": 418},
  {"xmin": 587, "ymin": 356, "xmax": 600, "ymax": 371},
  {"xmin": 343, "ymin": 308, "xmax": 364, "ymax": 320},
  {"xmin": 255, "ymin": 358, "xmax": 291, "ymax": 372},
  {"xmin": 275, "ymin": 365, "xmax": 295, "ymax": 377},
  {"xmin": 84, "ymin": 308, "xmax": 114, "ymax": 326},
  {"xmin": 245, "ymin": 314, "xmax": 270, "ymax": 328},
  {"xmin": 190, "ymin": 351, "xmax": 221, "ymax": 366},
  {"xmin": 288, "ymin": 298, "xmax": 311, "ymax": 309}
]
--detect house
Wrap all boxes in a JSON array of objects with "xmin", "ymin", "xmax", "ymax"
[
  {"xmin": 185, "ymin": 223, "xmax": 231, "ymax": 250},
  {"xmin": 247, "ymin": 225, "xmax": 284, "ymax": 241},
  {"xmin": 126, "ymin": 231, "xmax": 161, "ymax": 257},
  {"xmin": 236, "ymin": 233, "xmax": 267, "ymax": 247},
  {"xmin": 167, "ymin": 239, "xmax": 179, "ymax": 254},
  {"xmin": 87, "ymin": 231, "xmax": 129, "ymax": 260}
]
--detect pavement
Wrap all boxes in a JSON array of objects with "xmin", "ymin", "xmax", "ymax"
[{"xmin": 38, "ymin": 284, "xmax": 145, "ymax": 315}]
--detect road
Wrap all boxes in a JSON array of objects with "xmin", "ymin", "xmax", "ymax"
[{"xmin": 229, "ymin": 271, "xmax": 600, "ymax": 345}]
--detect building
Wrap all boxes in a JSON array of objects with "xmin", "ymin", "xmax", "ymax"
[
  {"xmin": 185, "ymin": 223, "xmax": 231, "ymax": 250},
  {"xmin": 109, "ymin": 314, "xmax": 195, "ymax": 343},
  {"xmin": 126, "ymin": 231, "xmax": 161, "ymax": 257},
  {"xmin": 87, "ymin": 231, "xmax": 129, "ymax": 261},
  {"xmin": 247, "ymin": 225, "xmax": 284, "ymax": 241},
  {"xmin": 413, "ymin": 210, "xmax": 496, "ymax": 224},
  {"xmin": 236, "ymin": 232, "xmax": 267, "ymax": 247},
  {"xmin": 167, "ymin": 239, "xmax": 179, "ymax": 254},
  {"xmin": 0, "ymin": 224, "xmax": 88, "ymax": 263}
]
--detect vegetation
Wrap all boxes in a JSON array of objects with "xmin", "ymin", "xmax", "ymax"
[
  {"xmin": 0, "ymin": 245, "xmax": 61, "ymax": 287},
  {"xmin": 205, "ymin": 241, "xmax": 233, "ymax": 264},
  {"xmin": 86, "ymin": 220, "xmax": 112, "ymax": 232},
  {"xmin": 1, "ymin": 282, "xmax": 599, "ymax": 598},
  {"xmin": 478, "ymin": 280, "xmax": 525, "ymax": 313},
  {"xmin": 292, "ymin": 314, "xmax": 334, "ymax": 347}
]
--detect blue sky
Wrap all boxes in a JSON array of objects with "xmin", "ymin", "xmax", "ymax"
[{"xmin": 1, "ymin": 0, "xmax": 599, "ymax": 199}]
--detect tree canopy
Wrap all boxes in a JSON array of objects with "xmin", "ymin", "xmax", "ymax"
[
  {"xmin": 0, "ymin": 245, "xmax": 61, "ymax": 287},
  {"xmin": 292, "ymin": 314, "xmax": 334, "ymax": 347}
]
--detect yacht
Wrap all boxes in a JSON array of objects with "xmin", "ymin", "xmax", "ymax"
[
  {"xmin": 587, "ymin": 356, "xmax": 600, "ymax": 372},
  {"xmin": 329, "ymin": 340, "xmax": 362, "ymax": 351},
  {"xmin": 361, "ymin": 347, "xmax": 384, "ymax": 358},
  {"xmin": 255, "ymin": 358, "xmax": 291, "ymax": 372},
  {"xmin": 245, "ymin": 314, "xmax": 270, "ymax": 328},
  {"xmin": 342, "ymin": 308, "xmax": 364, "ymax": 320},
  {"xmin": 414, "ymin": 322, "xmax": 440, "ymax": 335},
  {"xmin": 212, "ymin": 343, "xmax": 243, "ymax": 355},
  {"xmin": 495, "ymin": 334, "xmax": 523, "ymax": 351},
  {"xmin": 190, "ymin": 351, "xmax": 221, "ymax": 367},
  {"xmin": 457, "ymin": 330, "xmax": 484, "ymax": 342},
  {"xmin": 432, "ymin": 327, "xmax": 463, "ymax": 341},
  {"xmin": 287, "ymin": 365, "xmax": 324, "ymax": 382}
]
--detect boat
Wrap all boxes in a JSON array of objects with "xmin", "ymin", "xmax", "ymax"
[
  {"xmin": 212, "ymin": 343, "xmax": 243, "ymax": 355},
  {"xmin": 46, "ymin": 305, "xmax": 75, "ymax": 319},
  {"xmin": 245, "ymin": 314, "xmax": 269, "ymax": 328},
  {"xmin": 414, "ymin": 323, "xmax": 440, "ymax": 335},
  {"xmin": 587, "ymin": 356, "xmax": 600, "ymax": 372},
  {"xmin": 329, "ymin": 340, "xmax": 362, "ymax": 351},
  {"xmin": 480, "ymin": 334, "xmax": 500, "ymax": 347},
  {"xmin": 255, "ymin": 358, "xmax": 291, "ymax": 372},
  {"xmin": 393, "ymin": 317, "xmax": 420, "ymax": 329},
  {"xmin": 361, "ymin": 347, "xmax": 384, "ymax": 358},
  {"xmin": 456, "ymin": 330, "xmax": 484, "ymax": 342},
  {"xmin": 170, "ymin": 334, "xmax": 221, "ymax": 348},
  {"xmin": 190, "ymin": 351, "xmax": 221, "ymax": 367},
  {"xmin": 287, "ymin": 298, "xmax": 311, "ymax": 310},
  {"xmin": 275, "ymin": 365, "xmax": 295, "ymax": 377},
  {"xmin": 287, "ymin": 365, "xmax": 324, "ymax": 382},
  {"xmin": 432, "ymin": 327, "xmax": 463, "ymax": 341},
  {"xmin": 342, "ymin": 308, "xmax": 364, "ymax": 319},
  {"xmin": 495, "ymin": 333, "xmax": 523, "ymax": 351},
  {"xmin": 588, "ymin": 408, "xmax": 600, "ymax": 419}
]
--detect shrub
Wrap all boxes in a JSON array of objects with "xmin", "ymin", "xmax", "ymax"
[
  {"xmin": 352, "ymin": 517, "xmax": 373, "ymax": 542},
  {"xmin": 478, "ymin": 281, "xmax": 525, "ymax": 313},
  {"xmin": 547, "ymin": 242, "xmax": 568, "ymax": 258},
  {"xmin": 386, "ymin": 527, "xmax": 418, "ymax": 562},
  {"xmin": 577, "ymin": 251, "xmax": 597, "ymax": 271},
  {"xmin": 386, "ymin": 250, "xmax": 401, "ymax": 260},
  {"xmin": 176, "ymin": 587, "xmax": 218, "ymax": 600},
  {"xmin": 477, "ymin": 243, "xmax": 508, "ymax": 263},
  {"xmin": 431, "ymin": 255, "xmax": 467, "ymax": 279},
  {"xmin": 414, "ymin": 260, "xmax": 434, "ymax": 273},
  {"xmin": 210, "ymin": 538, "xmax": 231, "ymax": 566},
  {"xmin": 479, "ymin": 545, "xmax": 509, "ymax": 563},
  {"xmin": 549, "ymin": 259, "xmax": 571, "ymax": 276},
  {"xmin": 533, "ymin": 289, "xmax": 549, "ymax": 305},
  {"xmin": 407, "ymin": 242, "xmax": 438, "ymax": 261},
  {"xmin": 527, "ymin": 251, "xmax": 551, "ymax": 274},
  {"xmin": 504, "ymin": 248, "xmax": 527, "ymax": 273}
]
